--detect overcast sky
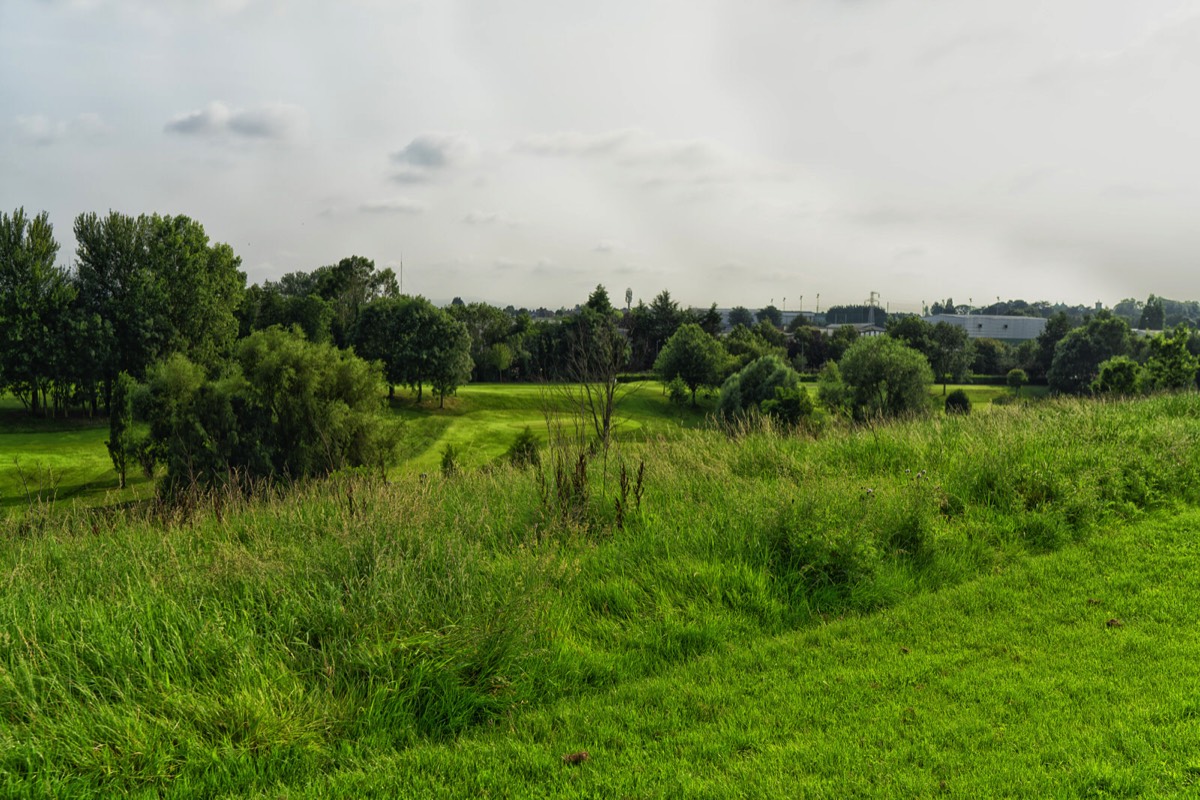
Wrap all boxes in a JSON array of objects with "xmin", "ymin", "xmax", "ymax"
[{"xmin": 4, "ymin": 0, "xmax": 1199, "ymax": 312}]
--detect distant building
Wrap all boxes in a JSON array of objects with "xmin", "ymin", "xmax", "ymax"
[
  {"xmin": 923, "ymin": 314, "xmax": 1046, "ymax": 344},
  {"xmin": 822, "ymin": 322, "xmax": 886, "ymax": 338}
]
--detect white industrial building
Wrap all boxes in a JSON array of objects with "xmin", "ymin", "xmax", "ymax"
[{"xmin": 922, "ymin": 314, "xmax": 1047, "ymax": 343}]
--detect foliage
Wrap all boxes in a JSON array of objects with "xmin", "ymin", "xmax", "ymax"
[
  {"xmin": 143, "ymin": 327, "xmax": 396, "ymax": 497},
  {"xmin": 838, "ymin": 335, "xmax": 933, "ymax": 419},
  {"xmin": 1029, "ymin": 311, "xmax": 1072, "ymax": 380},
  {"xmin": 973, "ymin": 338, "xmax": 1014, "ymax": 375},
  {"xmin": 927, "ymin": 321, "xmax": 974, "ymax": 393},
  {"xmin": 505, "ymin": 426, "xmax": 541, "ymax": 468},
  {"xmin": 0, "ymin": 207, "xmax": 75, "ymax": 417},
  {"xmin": 817, "ymin": 361, "xmax": 851, "ymax": 415},
  {"xmin": 1047, "ymin": 311, "xmax": 1131, "ymax": 395},
  {"xmin": 723, "ymin": 324, "xmax": 785, "ymax": 371},
  {"xmin": 1006, "ymin": 368, "xmax": 1029, "ymax": 396},
  {"xmin": 761, "ymin": 384, "xmax": 816, "ymax": 426},
  {"xmin": 718, "ymin": 355, "xmax": 800, "ymax": 419},
  {"xmin": 353, "ymin": 296, "xmax": 473, "ymax": 405},
  {"xmin": 1139, "ymin": 294, "xmax": 1165, "ymax": 330},
  {"xmin": 826, "ymin": 324, "xmax": 860, "ymax": 362},
  {"xmin": 440, "ymin": 443, "xmax": 460, "ymax": 477},
  {"xmin": 105, "ymin": 371, "xmax": 137, "ymax": 488},
  {"xmin": 74, "ymin": 211, "xmax": 246, "ymax": 408},
  {"xmin": 666, "ymin": 375, "xmax": 689, "ymax": 406},
  {"xmin": 1140, "ymin": 324, "xmax": 1198, "ymax": 392},
  {"xmin": 653, "ymin": 323, "xmax": 727, "ymax": 405},
  {"xmin": 1092, "ymin": 356, "xmax": 1140, "ymax": 396},
  {"xmin": 755, "ymin": 304, "xmax": 782, "ymax": 327},
  {"xmin": 726, "ymin": 305, "xmax": 754, "ymax": 329},
  {"xmin": 944, "ymin": 388, "xmax": 971, "ymax": 415}
]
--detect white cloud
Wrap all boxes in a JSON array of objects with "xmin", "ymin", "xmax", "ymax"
[
  {"xmin": 12, "ymin": 112, "xmax": 111, "ymax": 145},
  {"xmin": 164, "ymin": 101, "xmax": 307, "ymax": 141}
]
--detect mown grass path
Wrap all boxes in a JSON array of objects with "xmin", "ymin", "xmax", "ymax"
[{"xmin": 294, "ymin": 509, "xmax": 1200, "ymax": 799}]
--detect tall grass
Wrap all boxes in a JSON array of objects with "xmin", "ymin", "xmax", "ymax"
[{"xmin": 3, "ymin": 394, "xmax": 1200, "ymax": 796}]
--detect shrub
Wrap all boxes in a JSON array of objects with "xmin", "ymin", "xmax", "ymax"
[
  {"xmin": 761, "ymin": 384, "xmax": 815, "ymax": 426},
  {"xmin": 945, "ymin": 388, "xmax": 971, "ymax": 415},
  {"xmin": 143, "ymin": 327, "xmax": 398, "ymax": 498},
  {"xmin": 839, "ymin": 336, "xmax": 933, "ymax": 420},
  {"xmin": 718, "ymin": 355, "xmax": 800, "ymax": 419},
  {"xmin": 441, "ymin": 443, "xmax": 460, "ymax": 477},
  {"xmin": 506, "ymin": 426, "xmax": 541, "ymax": 468},
  {"xmin": 666, "ymin": 375, "xmax": 689, "ymax": 406}
]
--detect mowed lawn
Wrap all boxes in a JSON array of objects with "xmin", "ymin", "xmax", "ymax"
[
  {"xmin": 0, "ymin": 395, "xmax": 154, "ymax": 511},
  {"xmin": 386, "ymin": 381, "xmax": 714, "ymax": 473},
  {"xmin": 279, "ymin": 508, "xmax": 1200, "ymax": 799}
]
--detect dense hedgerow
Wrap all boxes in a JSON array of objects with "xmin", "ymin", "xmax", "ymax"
[{"xmin": 3, "ymin": 394, "xmax": 1200, "ymax": 797}]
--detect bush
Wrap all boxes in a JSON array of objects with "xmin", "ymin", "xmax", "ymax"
[
  {"xmin": 945, "ymin": 389, "xmax": 971, "ymax": 415},
  {"xmin": 143, "ymin": 327, "xmax": 398, "ymax": 498},
  {"xmin": 761, "ymin": 384, "xmax": 815, "ymax": 426},
  {"xmin": 441, "ymin": 444, "xmax": 460, "ymax": 477},
  {"xmin": 839, "ymin": 336, "xmax": 933, "ymax": 420},
  {"xmin": 666, "ymin": 375, "xmax": 689, "ymax": 406},
  {"xmin": 718, "ymin": 355, "xmax": 801, "ymax": 419},
  {"xmin": 506, "ymin": 426, "xmax": 541, "ymax": 468}
]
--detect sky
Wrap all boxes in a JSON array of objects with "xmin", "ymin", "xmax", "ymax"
[{"xmin": 3, "ymin": 0, "xmax": 1200, "ymax": 312}]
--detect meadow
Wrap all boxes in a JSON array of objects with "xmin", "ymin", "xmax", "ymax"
[
  {"xmin": 1, "ymin": 381, "xmax": 1043, "ymax": 506},
  {"xmin": 1, "ymin": 385, "xmax": 1196, "ymax": 797}
]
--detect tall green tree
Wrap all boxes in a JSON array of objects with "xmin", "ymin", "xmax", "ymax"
[
  {"xmin": 1139, "ymin": 294, "xmax": 1165, "ymax": 331},
  {"xmin": 654, "ymin": 323, "xmax": 728, "ymax": 405},
  {"xmin": 0, "ymin": 208, "xmax": 76, "ymax": 416},
  {"xmin": 927, "ymin": 322, "xmax": 973, "ymax": 394},
  {"xmin": 74, "ymin": 212, "xmax": 246, "ymax": 401},
  {"xmin": 1029, "ymin": 311, "xmax": 1071, "ymax": 381},
  {"xmin": 427, "ymin": 312, "xmax": 474, "ymax": 408},
  {"xmin": 756, "ymin": 304, "xmax": 783, "ymax": 328},
  {"xmin": 727, "ymin": 306, "xmax": 754, "ymax": 329},
  {"xmin": 106, "ymin": 371, "xmax": 136, "ymax": 488},
  {"xmin": 311, "ymin": 255, "xmax": 398, "ymax": 347}
]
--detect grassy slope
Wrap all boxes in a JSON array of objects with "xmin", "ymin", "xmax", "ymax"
[
  {"xmin": 304, "ymin": 508, "xmax": 1200, "ymax": 799},
  {"xmin": 3, "ymin": 394, "xmax": 1200, "ymax": 797}
]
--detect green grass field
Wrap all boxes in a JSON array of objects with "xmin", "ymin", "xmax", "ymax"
[
  {"xmin": 2, "ymin": 390, "xmax": 1199, "ymax": 796},
  {"xmin": 295, "ymin": 508, "xmax": 1200, "ymax": 798},
  {"xmin": 0, "ymin": 380, "xmax": 1047, "ymax": 506}
]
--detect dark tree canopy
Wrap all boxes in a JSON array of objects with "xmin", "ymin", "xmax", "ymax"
[
  {"xmin": 1047, "ymin": 311, "xmax": 1131, "ymax": 395},
  {"xmin": 0, "ymin": 208, "xmax": 75, "ymax": 416}
]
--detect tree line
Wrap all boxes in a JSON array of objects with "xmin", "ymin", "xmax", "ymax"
[{"xmin": 5, "ymin": 206, "xmax": 1200, "ymax": 458}]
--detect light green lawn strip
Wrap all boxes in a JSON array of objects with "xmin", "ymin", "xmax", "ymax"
[
  {"xmin": 390, "ymin": 382, "xmax": 711, "ymax": 472},
  {"xmin": 293, "ymin": 510, "xmax": 1200, "ymax": 799}
]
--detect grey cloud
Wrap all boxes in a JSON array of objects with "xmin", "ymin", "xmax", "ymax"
[
  {"xmin": 165, "ymin": 101, "xmax": 306, "ymax": 140},
  {"xmin": 514, "ymin": 129, "xmax": 721, "ymax": 170},
  {"xmin": 359, "ymin": 199, "xmax": 425, "ymax": 215},
  {"xmin": 463, "ymin": 210, "xmax": 500, "ymax": 225},
  {"xmin": 389, "ymin": 166, "xmax": 431, "ymax": 184},
  {"xmin": 390, "ymin": 133, "xmax": 477, "ymax": 169}
]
